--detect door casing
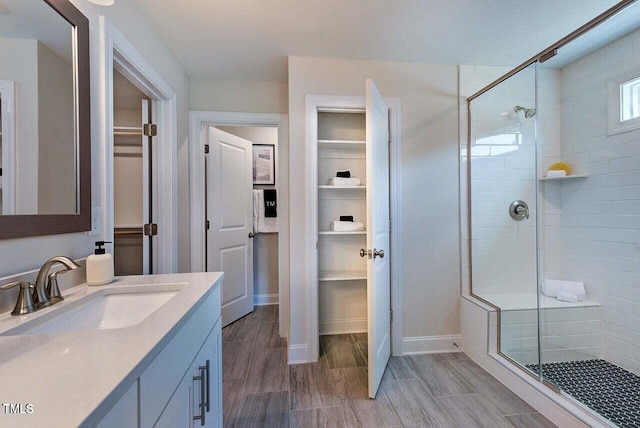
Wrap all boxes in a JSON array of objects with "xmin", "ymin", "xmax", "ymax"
[
  {"xmin": 189, "ymin": 112, "xmax": 290, "ymax": 340},
  {"xmin": 305, "ymin": 94, "xmax": 402, "ymax": 363}
]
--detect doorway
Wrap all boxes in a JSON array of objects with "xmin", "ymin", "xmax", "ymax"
[
  {"xmin": 101, "ymin": 18, "xmax": 178, "ymax": 274},
  {"xmin": 112, "ymin": 70, "xmax": 156, "ymax": 275},
  {"xmin": 189, "ymin": 111, "xmax": 289, "ymax": 339},
  {"xmin": 205, "ymin": 125, "xmax": 280, "ymax": 327}
]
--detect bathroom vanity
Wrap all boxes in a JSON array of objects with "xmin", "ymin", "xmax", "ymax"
[{"xmin": 0, "ymin": 272, "xmax": 223, "ymax": 428}]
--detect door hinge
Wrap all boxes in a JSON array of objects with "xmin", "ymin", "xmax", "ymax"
[
  {"xmin": 143, "ymin": 223, "xmax": 158, "ymax": 236},
  {"xmin": 204, "ymin": 144, "xmax": 210, "ymax": 154},
  {"xmin": 389, "ymin": 219, "xmax": 392, "ymax": 232},
  {"xmin": 206, "ymin": 220, "xmax": 210, "ymax": 230},
  {"xmin": 390, "ymin": 308, "xmax": 393, "ymax": 323},
  {"xmin": 143, "ymin": 123, "xmax": 157, "ymax": 137}
]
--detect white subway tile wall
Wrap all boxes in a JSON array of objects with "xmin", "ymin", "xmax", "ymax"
[
  {"xmin": 558, "ymin": 28, "xmax": 640, "ymax": 376},
  {"xmin": 461, "ymin": 27, "xmax": 640, "ymax": 376}
]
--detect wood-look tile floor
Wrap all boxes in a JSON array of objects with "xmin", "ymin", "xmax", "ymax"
[{"xmin": 222, "ymin": 306, "xmax": 556, "ymax": 428}]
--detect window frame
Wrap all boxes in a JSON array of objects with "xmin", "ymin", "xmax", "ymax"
[{"xmin": 608, "ymin": 66, "xmax": 640, "ymax": 135}]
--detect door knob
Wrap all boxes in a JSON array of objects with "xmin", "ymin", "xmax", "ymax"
[
  {"xmin": 248, "ymin": 232, "xmax": 255, "ymax": 238},
  {"xmin": 360, "ymin": 249, "xmax": 371, "ymax": 258},
  {"xmin": 373, "ymin": 249, "xmax": 385, "ymax": 259}
]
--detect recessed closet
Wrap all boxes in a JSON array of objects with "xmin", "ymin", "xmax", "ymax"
[
  {"xmin": 317, "ymin": 111, "xmax": 368, "ymax": 330},
  {"xmin": 112, "ymin": 70, "xmax": 153, "ymax": 275},
  {"xmin": 307, "ymin": 80, "xmax": 393, "ymax": 398}
]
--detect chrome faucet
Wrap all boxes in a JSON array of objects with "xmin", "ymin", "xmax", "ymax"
[
  {"xmin": 32, "ymin": 256, "xmax": 81, "ymax": 309},
  {"xmin": 0, "ymin": 256, "xmax": 80, "ymax": 316}
]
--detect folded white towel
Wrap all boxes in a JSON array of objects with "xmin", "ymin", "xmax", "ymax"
[
  {"xmin": 328, "ymin": 177, "xmax": 361, "ymax": 186},
  {"xmin": 546, "ymin": 170, "xmax": 567, "ymax": 178},
  {"xmin": 556, "ymin": 291, "xmax": 579, "ymax": 303},
  {"xmin": 330, "ymin": 221, "xmax": 365, "ymax": 232},
  {"xmin": 542, "ymin": 279, "xmax": 586, "ymax": 301},
  {"xmin": 253, "ymin": 190, "xmax": 279, "ymax": 233}
]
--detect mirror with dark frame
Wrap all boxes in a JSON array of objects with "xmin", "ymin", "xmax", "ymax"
[{"xmin": 0, "ymin": 0, "xmax": 90, "ymax": 238}]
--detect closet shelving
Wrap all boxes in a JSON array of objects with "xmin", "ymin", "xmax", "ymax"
[
  {"xmin": 318, "ymin": 185, "xmax": 366, "ymax": 189},
  {"xmin": 318, "ymin": 139, "xmax": 366, "ymax": 150},
  {"xmin": 316, "ymin": 109, "xmax": 368, "ymax": 335},
  {"xmin": 318, "ymin": 230, "xmax": 366, "ymax": 235},
  {"xmin": 319, "ymin": 270, "xmax": 367, "ymax": 282}
]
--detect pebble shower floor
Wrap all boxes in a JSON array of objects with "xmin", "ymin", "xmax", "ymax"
[{"xmin": 526, "ymin": 360, "xmax": 640, "ymax": 428}]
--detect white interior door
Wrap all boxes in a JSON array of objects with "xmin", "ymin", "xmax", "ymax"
[
  {"xmin": 206, "ymin": 126, "xmax": 254, "ymax": 327},
  {"xmin": 366, "ymin": 79, "xmax": 391, "ymax": 398}
]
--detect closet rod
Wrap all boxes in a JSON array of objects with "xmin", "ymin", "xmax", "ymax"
[
  {"xmin": 114, "ymin": 227, "xmax": 143, "ymax": 236},
  {"xmin": 114, "ymin": 131, "xmax": 143, "ymax": 136}
]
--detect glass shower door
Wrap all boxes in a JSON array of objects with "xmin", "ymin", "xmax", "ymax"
[{"xmin": 468, "ymin": 63, "xmax": 540, "ymax": 374}]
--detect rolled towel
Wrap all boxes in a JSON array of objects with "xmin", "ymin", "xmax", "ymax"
[
  {"xmin": 330, "ymin": 221, "xmax": 365, "ymax": 232},
  {"xmin": 328, "ymin": 177, "xmax": 361, "ymax": 186},
  {"xmin": 546, "ymin": 170, "xmax": 567, "ymax": 178},
  {"xmin": 556, "ymin": 291, "xmax": 579, "ymax": 303},
  {"xmin": 542, "ymin": 279, "xmax": 586, "ymax": 301}
]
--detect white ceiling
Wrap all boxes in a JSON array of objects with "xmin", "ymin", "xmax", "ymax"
[{"xmin": 132, "ymin": 0, "xmax": 622, "ymax": 82}]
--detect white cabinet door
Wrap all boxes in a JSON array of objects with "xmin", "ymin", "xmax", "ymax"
[
  {"xmin": 191, "ymin": 319, "xmax": 223, "ymax": 428},
  {"xmin": 155, "ymin": 319, "xmax": 222, "ymax": 428},
  {"xmin": 96, "ymin": 382, "xmax": 138, "ymax": 428},
  {"xmin": 206, "ymin": 126, "xmax": 254, "ymax": 327},
  {"xmin": 209, "ymin": 319, "xmax": 223, "ymax": 428},
  {"xmin": 365, "ymin": 79, "xmax": 391, "ymax": 398},
  {"xmin": 155, "ymin": 369, "xmax": 193, "ymax": 428}
]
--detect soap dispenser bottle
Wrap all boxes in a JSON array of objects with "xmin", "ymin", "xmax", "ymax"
[{"xmin": 87, "ymin": 241, "xmax": 114, "ymax": 286}]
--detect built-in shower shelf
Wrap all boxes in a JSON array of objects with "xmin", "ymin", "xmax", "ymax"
[{"xmin": 539, "ymin": 174, "xmax": 588, "ymax": 181}]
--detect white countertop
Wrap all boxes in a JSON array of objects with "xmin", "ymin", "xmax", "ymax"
[{"xmin": 0, "ymin": 272, "xmax": 223, "ymax": 428}]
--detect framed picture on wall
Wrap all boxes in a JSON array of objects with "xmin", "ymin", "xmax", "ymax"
[{"xmin": 252, "ymin": 144, "xmax": 275, "ymax": 185}]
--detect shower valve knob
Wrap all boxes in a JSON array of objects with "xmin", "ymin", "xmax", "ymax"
[{"xmin": 509, "ymin": 200, "xmax": 530, "ymax": 221}]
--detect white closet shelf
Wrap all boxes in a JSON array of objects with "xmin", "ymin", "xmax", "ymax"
[
  {"xmin": 319, "ymin": 271, "xmax": 367, "ymax": 282},
  {"xmin": 319, "ymin": 230, "xmax": 366, "ymax": 235},
  {"xmin": 318, "ymin": 140, "xmax": 365, "ymax": 149},
  {"xmin": 539, "ymin": 174, "xmax": 588, "ymax": 181},
  {"xmin": 318, "ymin": 185, "xmax": 366, "ymax": 189}
]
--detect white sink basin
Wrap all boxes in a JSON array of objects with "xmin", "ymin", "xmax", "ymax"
[{"xmin": 0, "ymin": 283, "xmax": 185, "ymax": 336}]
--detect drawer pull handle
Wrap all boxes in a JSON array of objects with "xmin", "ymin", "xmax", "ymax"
[
  {"xmin": 193, "ymin": 366, "xmax": 206, "ymax": 426},
  {"xmin": 202, "ymin": 359, "xmax": 211, "ymax": 412}
]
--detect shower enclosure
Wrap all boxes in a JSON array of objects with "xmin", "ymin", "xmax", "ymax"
[{"xmin": 463, "ymin": 1, "xmax": 640, "ymax": 426}]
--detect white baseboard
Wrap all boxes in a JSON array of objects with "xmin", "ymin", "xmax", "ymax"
[
  {"xmin": 288, "ymin": 343, "xmax": 308, "ymax": 364},
  {"xmin": 319, "ymin": 318, "xmax": 367, "ymax": 335},
  {"xmin": 254, "ymin": 293, "xmax": 278, "ymax": 306},
  {"xmin": 402, "ymin": 334, "xmax": 463, "ymax": 355}
]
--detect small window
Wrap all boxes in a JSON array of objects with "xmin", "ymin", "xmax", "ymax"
[
  {"xmin": 621, "ymin": 76, "xmax": 640, "ymax": 122},
  {"xmin": 608, "ymin": 67, "xmax": 640, "ymax": 135}
]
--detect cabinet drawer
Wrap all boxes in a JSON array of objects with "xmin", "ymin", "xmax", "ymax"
[{"xmin": 140, "ymin": 287, "xmax": 221, "ymax": 428}]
